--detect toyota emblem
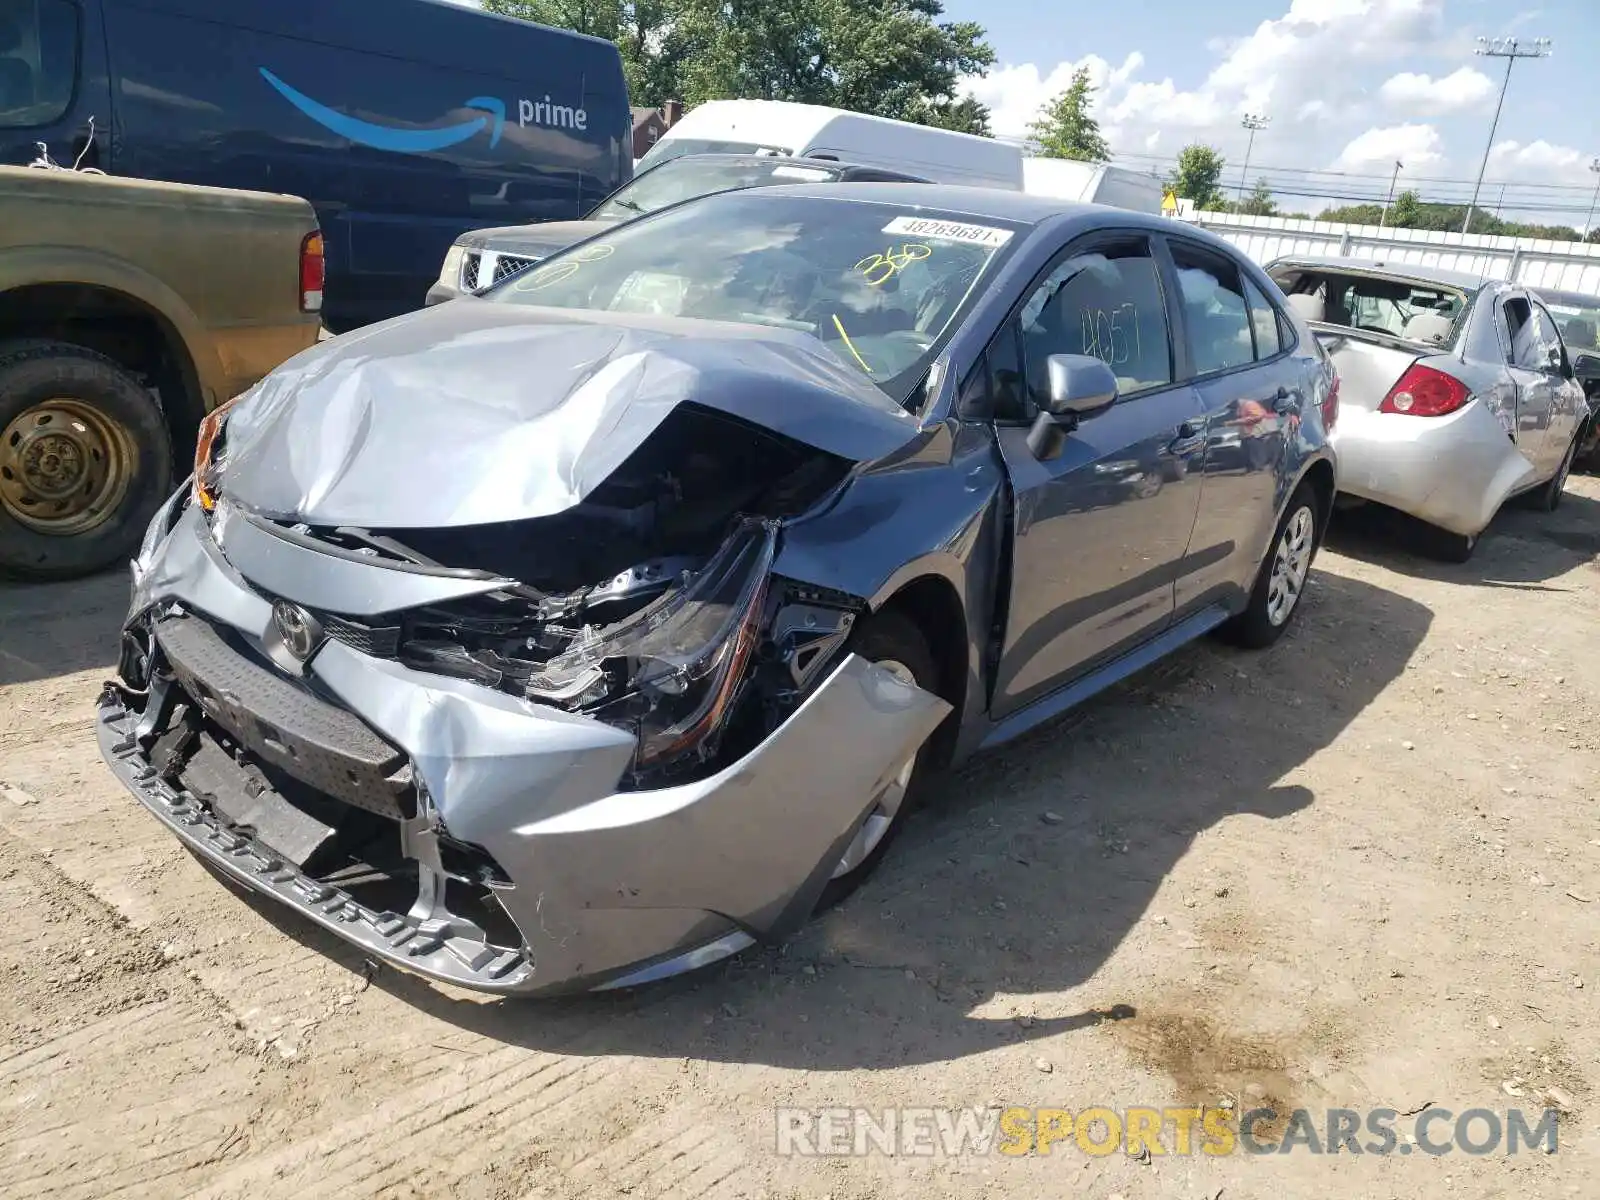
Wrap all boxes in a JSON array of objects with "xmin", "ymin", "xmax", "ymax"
[{"xmin": 271, "ymin": 600, "xmax": 322, "ymax": 663}]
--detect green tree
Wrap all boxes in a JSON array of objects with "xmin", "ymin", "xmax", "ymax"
[
  {"xmin": 670, "ymin": 0, "xmax": 995, "ymax": 132},
  {"xmin": 483, "ymin": 0, "xmax": 682, "ymax": 105},
  {"xmin": 1168, "ymin": 143, "xmax": 1226, "ymax": 211},
  {"xmin": 488, "ymin": 0, "xmax": 997, "ymax": 131},
  {"xmin": 1027, "ymin": 67, "xmax": 1109, "ymax": 162},
  {"xmin": 1388, "ymin": 188, "xmax": 1422, "ymax": 227},
  {"xmin": 1233, "ymin": 177, "xmax": 1276, "ymax": 216}
]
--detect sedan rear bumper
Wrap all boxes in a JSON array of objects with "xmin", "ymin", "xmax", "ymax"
[{"xmin": 1331, "ymin": 400, "xmax": 1537, "ymax": 536}]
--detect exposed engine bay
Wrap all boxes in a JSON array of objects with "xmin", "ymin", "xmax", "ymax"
[{"xmin": 203, "ymin": 404, "xmax": 865, "ymax": 789}]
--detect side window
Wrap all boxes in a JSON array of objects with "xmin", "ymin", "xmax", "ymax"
[
  {"xmin": 0, "ymin": 0, "xmax": 79, "ymax": 129},
  {"xmin": 1243, "ymin": 277, "xmax": 1282, "ymax": 360},
  {"xmin": 1169, "ymin": 243, "xmax": 1254, "ymax": 376},
  {"xmin": 987, "ymin": 322, "xmax": 1027, "ymax": 421},
  {"xmin": 1016, "ymin": 237, "xmax": 1173, "ymax": 404},
  {"xmin": 1530, "ymin": 302, "xmax": 1566, "ymax": 372},
  {"xmin": 1504, "ymin": 298, "xmax": 1541, "ymax": 370}
]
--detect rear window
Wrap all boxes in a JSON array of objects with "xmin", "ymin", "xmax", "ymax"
[
  {"xmin": 0, "ymin": 0, "xmax": 79, "ymax": 129},
  {"xmin": 1274, "ymin": 270, "xmax": 1466, "ymax": 343}
]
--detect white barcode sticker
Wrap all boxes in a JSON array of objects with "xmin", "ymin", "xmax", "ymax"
[{"xmin": 882, "ymin": 215, "xmax": 1014, "ymax": 247}]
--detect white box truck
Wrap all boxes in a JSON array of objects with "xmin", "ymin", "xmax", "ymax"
[
  {"xmin": 1021, "ymin": 158, "xmax": 1165, "ymax": 213},
  {"xmin": 637, "ymin": 99, "xmax": 1026, "ymax": 191}
]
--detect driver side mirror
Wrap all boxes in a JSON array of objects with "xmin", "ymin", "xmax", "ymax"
[
  {"xmin": 1573, "ymin": 351, "xmax": 1600, "ymax": 384},
  {"xmin": 1028, "ymin": 354, "xmax": 1119, "ymax": 460}
]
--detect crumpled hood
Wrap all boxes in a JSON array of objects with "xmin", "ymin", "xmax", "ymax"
[
  {"xmin": 460, "ymin": 220, "xmax": 614, "ymax": 261},
  {"xmin": 217, "ymin": 301, "xmax": 922, "ymax": 529}
]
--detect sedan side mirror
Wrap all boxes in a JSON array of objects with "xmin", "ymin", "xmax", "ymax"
[
  {"xmin": 1572, "ymin": 351, "xmax": 1600, "ymax": 384},
  {"xmin": 1028, "ymin": 354, "xmax": 1119, "ymax": 460}
]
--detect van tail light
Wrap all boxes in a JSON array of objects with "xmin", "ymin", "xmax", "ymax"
[
  {"xmin": 300, "ymin": 232, "xmax": 325, "ymax": 314},
  {"xmin": 1322, "ymin": 371, "xmax": 1340, "ymax": 432},
  {"xmin": 1379, "ymin": 363, "xmax": 1471, "ymax": 417}
]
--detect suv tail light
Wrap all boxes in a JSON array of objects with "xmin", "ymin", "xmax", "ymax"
[
  {"xmin": 1322, "ymin": 371, "xmax": 1340, "ymax": 431},
  {"xmin": 300, "ymin": 232, "xmax": 325, "ymax": 314},
  {"xmin": 1379, "ymin": 363, "xmax": 1471, "ymax": 417}
]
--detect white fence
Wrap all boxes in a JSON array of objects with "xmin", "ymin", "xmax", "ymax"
[{"xmin": 1182, "ymin": 210, "xmax": 1600, "ymax": 297}]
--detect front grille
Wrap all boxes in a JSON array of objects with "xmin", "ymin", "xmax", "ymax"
[
  {"xmin": 154, "ymin": 613, "xmax": 413, "ymax": 820},
  {"xmin": 493, "ymin": 254, "xmax": 536, "ymax": 283},
  {"xmin": 319, "ymin": 610, "xmax": 401, "ymax": 658}
]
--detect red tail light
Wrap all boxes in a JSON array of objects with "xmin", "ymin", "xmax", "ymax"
[
  {"xmin": 300, "ymin": 232, "xmax": 325, "ymax": 314},
  {"xmin": 1322, "ymin": 371, "xmax": 1340, "ymax": 432},
  {"xmin": 1379, "ymin": 363, "xmax": 1471, "ymax": 417}
]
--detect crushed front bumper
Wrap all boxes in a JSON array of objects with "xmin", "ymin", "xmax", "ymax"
[{"xmin": 100, "ymin": 501, "xmax": 949, "ymax": 996}]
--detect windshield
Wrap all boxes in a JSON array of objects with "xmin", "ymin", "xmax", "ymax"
[
  {"xmin": 1545, "ymin": 299, "xmax": 1600, "ymax": 352},
  {"xmin": 636, "ymin": 137, "xmax": 795, "ymax": 172},
  {"xmin": 590, "ymin": 157, "xmax": 841, "ymax": 224},
  {"xmin": 484, "ymin": 191, "xmax": 1023, "ymax": 401}
]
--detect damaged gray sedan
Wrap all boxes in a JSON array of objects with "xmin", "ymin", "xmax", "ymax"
[{"xmin": 98, "ymin": 184, "xmax": 1337, "ymax": 995}]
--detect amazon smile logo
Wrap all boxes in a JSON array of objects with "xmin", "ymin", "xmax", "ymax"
[{"xmin": 260, "ymin": 68, "xmax": 591, "ymax": 154}]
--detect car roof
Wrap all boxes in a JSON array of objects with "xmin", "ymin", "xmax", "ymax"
[
  {"xmin": 639, "ymin": 152, "xmax": 930, "ymax": 184},
  {"xmin": 1268, "ymin": 255, "xmax": 1491, "ymax": 291}
]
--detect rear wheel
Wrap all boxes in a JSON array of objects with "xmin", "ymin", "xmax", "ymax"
[
  {"xmin": 1532, "ymin": 434, "xmax": 1578, "ymax": 513},
  {"xmin": 815, "ymin": 611, "xmax": 939, "ymax": 910},
  {"xmin": 0, "ymin": 342, "xmax": 172, "ymax": 580},
  {"xmin": 1219, "ymin": 483, "xmax": 1319, "ymax": 649},
  {"xmin": 1426, "ymin": 527, "xmax": 1478, "ymax": 563}
]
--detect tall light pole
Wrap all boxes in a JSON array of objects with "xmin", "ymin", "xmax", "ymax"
[
  {"xmin": 1379, "ymin": 160, "xmax": 1403, "ymax": 229},
  {"xmin": 1239, "ymin": 113, "xmax": 1269, "ymax": 202},
  {"xmin": 1584, "ymin": 157, "xmax": 1600, "ymax": 240},
  {"xmin": 1463, "ymin": 36, "xmax": 1552, "ymax": 234}
]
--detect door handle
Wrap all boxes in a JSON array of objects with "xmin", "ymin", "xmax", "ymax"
[{"xmin": 1167, "ymin": 423, "xmax": 1206, "ymax": 456}]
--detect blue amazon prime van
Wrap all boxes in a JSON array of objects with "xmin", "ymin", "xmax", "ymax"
[{"xmin": 0, "ymin": 0, "xmax": 632, "ymax": 329}]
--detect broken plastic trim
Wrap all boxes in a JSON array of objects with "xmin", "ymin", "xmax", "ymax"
[{"xmin": 527, "ymin": 519, "xmax": 777, "ymax": 770}]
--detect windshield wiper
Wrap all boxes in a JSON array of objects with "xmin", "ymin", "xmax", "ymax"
[{"xmin": 610, "ymin": 197, "xmax": 646, "ymax": 215}]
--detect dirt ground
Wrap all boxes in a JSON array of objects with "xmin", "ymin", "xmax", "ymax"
[{"xmin": 3, "ymin": 481, "xmax": 1599, "ymax": 1200}]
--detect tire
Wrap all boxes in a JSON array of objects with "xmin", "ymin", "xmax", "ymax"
[
  {"xmin": 815, "ymin": 610, "xmax": 940, "ymax": 910},
  {"xmin": 0, "ymin": 341, "xmax": 173, "ymax": 581},
  {"xmin": 1531, "ymin": 433, "xmax": 1577, "ymax": 514},
  {"xmin": 1425, "ymin": 527, "xmax": 1478, "ymax": 563},
  {"xmin": 1218, "ymin": 483, "xmax": 1320, "ymax": 650}
]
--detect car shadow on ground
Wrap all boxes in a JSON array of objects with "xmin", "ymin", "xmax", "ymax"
[
  {"xmin": 0, "ymin": 568, "xmax": 129, "ymax": 686},
  {"xmin": 1326, "ymin": 491, "xmax": 1600, "ymax": 588},
  {"xmin": 225, "ymin": 568, "xmax": 1431, "ymax": 1069}
]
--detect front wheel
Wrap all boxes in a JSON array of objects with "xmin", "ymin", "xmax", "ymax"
[
  {"xmin": 815, "ymin": 611, "xmax": 940, "ymax": 910},
  {"xmin": 1219, "ymin": 484, "xmax": 1319, "ymax": 649},
  {"xmin": 0, "ymin": 342, "xmax": 173, "ymax": 580}
]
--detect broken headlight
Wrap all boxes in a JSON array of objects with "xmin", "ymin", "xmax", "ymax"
[{"xmin": 528, "ymin": 518, "xmax": 776, "ymax": 769}]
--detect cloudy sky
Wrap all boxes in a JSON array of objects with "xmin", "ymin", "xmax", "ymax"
[{"xmin": 952, "ymin": 0, "xmax": 1599, "ymax": 221}]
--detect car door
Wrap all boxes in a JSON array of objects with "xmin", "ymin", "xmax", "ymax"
[
  {"xmin": 987, "ymin": 231, "xmax": 1207, "ymax": 719},
  {"xmin": 1162, "ymin": 237, "xmax": 1305, "ymax": 615},
  {"xmin": 0, "ymin": 0, "xmax": 111, "ymax": 169},
  {"xmin": 1502, "ymin": 294, "xmax": 1561, "ymax": 473},
  {"xmin": 1528, "ymin": 298, "xmax": 1587, "ymax": 469}
]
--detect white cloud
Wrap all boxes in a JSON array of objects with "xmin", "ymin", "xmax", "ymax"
[
  {"xmin": 1378, "ymin": 67, "xmax": 1494, "ymax": 115},
  {"xmin": 961, "ymin": 53, "xmax": 1143, "ymax": 140},
  {"xmin": 1333, "ymin": 123, "xmax": 1444, "ymax": 169},
  {"xmin": 1489, "ymin": 139, "xmax": 1594, "ymax": 183},
  {"xmin": 962, "ymin": 0, "xmax": 1448, "ymax": 154}
]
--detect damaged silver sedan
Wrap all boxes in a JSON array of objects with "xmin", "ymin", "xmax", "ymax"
[{"xmin": 99, "ymin": 184, "xmax": 1337, "ymax": 995}]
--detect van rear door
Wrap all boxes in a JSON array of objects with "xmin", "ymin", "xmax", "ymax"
[{"xmin": 0, "ymin": 0, "xmax": 112, "ymax": 169}]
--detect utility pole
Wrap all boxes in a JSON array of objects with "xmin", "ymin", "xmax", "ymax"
[
  {"xmin": 1239, "ymin": 113, "xmax": 1269, "ymax": 202},
  {"xmin": 1463, "ymin": 36, "xmax": 1551, "ymax": 235},
  {"xmin": 1379, "ymin": 160, "xmax": 1403, "ymax": 229},
  {"xmin": 1584, "ymin": 157, "xmax": 1600, "ymax": 241}
]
